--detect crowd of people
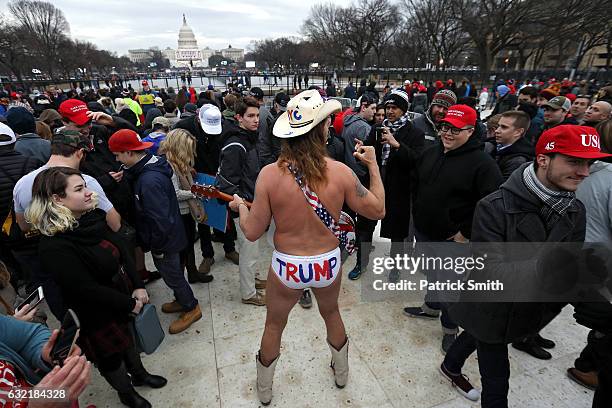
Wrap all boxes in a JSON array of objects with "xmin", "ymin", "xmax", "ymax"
[{"xmin": 0, "ymin": 73, "xmax": 611, "ymax": 408}]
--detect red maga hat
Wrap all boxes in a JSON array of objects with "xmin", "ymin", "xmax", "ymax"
[
  {"xmin": 536, "ymin": 125, "xmax": 612, "ymax": 159},
  {"xmin": 108, "ymin": 129, "xmax": 153, "ymax": 152},
  {"xmin": 440, "ymin": 104, "xmax": 477, "ymax": 128},
  {"xmin": 59, "ymin": 99, "xmax": 90, "ymax": 126}
]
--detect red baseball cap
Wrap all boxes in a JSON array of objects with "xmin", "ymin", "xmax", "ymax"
[
  {"xmin": 59, "ymin": 99, "xmax": 90, "ymax": 126},
  {"xmin": 536, "ymin": 125, "xmax": 612, "ymax": 159},
  {"xmin": 440, "ymin": 104, "xmax": 477, "ymax": 129},
  {"xmin": 141, "ymin": 80, "xmax": 149, "ymax": 86},
  {"xmin": 108, "ymin": 129, "xmax": 153, "ymax": 152}
]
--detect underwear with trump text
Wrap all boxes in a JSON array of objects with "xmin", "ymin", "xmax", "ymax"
[{"xmin": 271, "ymin": 247, "xmax": 341, "ymax": 289}]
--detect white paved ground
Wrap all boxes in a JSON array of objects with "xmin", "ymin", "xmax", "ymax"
[{"xmin": 69, "ymin": 228, "xmax": 594, "ymax": 408}]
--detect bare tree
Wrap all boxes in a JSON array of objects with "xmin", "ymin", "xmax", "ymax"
[
  {"xmin": 8, "ymin": 0, "xmax": 70, "ymax": 77},
  {"xmin": 302, "ymin": 0, "xmax": 400, "ymax": 73},
  {"xmin": 0, "ymin": 18, "xmax": 30, "ymax": 81},
  {"xmin": 451, "ymin": 0, "xmax": 535, "ymax": 74}
]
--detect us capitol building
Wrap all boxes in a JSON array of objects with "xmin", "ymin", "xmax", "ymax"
[{"xmin": 128, "ymin": 14, "xmax": 244, "ymax": 68}]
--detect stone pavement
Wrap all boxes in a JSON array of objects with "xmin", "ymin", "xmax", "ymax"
[{"xmin": 76, "ymin": 226, "xmax": 595, "ymax": 408}]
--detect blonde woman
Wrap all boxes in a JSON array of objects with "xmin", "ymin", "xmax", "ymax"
[
  {"xmin": 26, "ymin": 166, "xmax": 166, "ymax": 408},
  {"xmin": 158, "ymin": 128, "xmax": 210, "ymax": 284}
]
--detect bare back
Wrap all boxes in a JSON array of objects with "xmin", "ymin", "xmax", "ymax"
[{"xmin": 266, "ymin": 158, "xmax": 345, "ymax": 255}]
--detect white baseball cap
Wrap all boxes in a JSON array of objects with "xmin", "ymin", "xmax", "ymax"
[
  {"xmin": 0, "ymin": 122, "xmax": 16, "ymax": 146},
  {"xmin": 198, "ymin": 104, "xmax": 222, "ymax": 135}
]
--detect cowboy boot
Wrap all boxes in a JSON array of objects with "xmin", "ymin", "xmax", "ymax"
[
  {"xmin": 328, "ymin": 337, "xmax": 349, "ymax": 388},
  {"xmin": 256, "ymin": 352, "xmax": 280, "ymax": 406}
]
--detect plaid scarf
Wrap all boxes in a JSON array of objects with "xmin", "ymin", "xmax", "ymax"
[
  {"xmin": 381, "ymin": 113, "xmax": 409, "ymax": 166},
  {"xmin": 522, "ymin": 163, "xmax": 576, "ymax": 230}
]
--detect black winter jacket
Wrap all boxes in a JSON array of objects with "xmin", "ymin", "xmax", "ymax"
[
  {"xmin": 81, "ymin": 121, "xmax": 135, "ymax": 221},
  {"xmin": 492, "ymin": 136, "xmax": 534, "ymax": 181},
  {"xmin": 216, "ymin": 124, "xmax": 260, "ymax": 205},
  {"xmin": 413, "ymin": 136, "xmax": 503, "ymax": 240},
  {"xmin": 447, "ymin": 163, "xmax": 586, "ymax": 344},
  {"xmin": 39, "ymin": 209, "xmax": 143, "ymax": 332},
  {"xmin": 364, "ymin": 121, "xmax": 424, "ymax": 239},
  {"xmin": 0, "ymin": 150, "xmax": 40, "ymax": 222},
  {"xmin": 174, "ymin": 115, "xmax": 223, "ymax": 175}
]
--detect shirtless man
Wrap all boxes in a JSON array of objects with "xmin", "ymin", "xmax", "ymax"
[{"xmin": 229, "ymin": 90, "xmax": 386, "ymax": 405}]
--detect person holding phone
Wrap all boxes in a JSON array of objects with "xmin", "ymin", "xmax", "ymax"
[
  {"xmin": 351, "ymin": 90, "xmax": 425, "ymax": 282},
  {"xmin": 0, "ymin": 315, "xmax": 91, "ymax": 407},
  {"xmin": 26, "ymin": 167, "xmax": 166, "ymax": 408}
]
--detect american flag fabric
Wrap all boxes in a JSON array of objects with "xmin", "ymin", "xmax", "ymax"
[{"xmin": 287, "ymin": 164, "xmax": 356, "ymax": 255}]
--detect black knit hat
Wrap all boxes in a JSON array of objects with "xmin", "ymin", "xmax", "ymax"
[{"xmin": 383, "ymin": 90, "xmax": 409, "ymax": 113}]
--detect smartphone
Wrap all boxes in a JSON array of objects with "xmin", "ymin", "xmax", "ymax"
[
  {"xmin": 375, "ymin": 127, "xmax": 383, "ymax": 142},
  {"xmin": 51, "ymin": 309, "xmax": 80, "ymax": 366},
  {"xmin": 16, "ymin": 286, "xmax": 44, "ymax": 313}
]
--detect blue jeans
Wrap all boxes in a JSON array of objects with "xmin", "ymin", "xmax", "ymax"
[{"xmin": 152, "ymin": 251, "xmax": 198, "ymax": 311}]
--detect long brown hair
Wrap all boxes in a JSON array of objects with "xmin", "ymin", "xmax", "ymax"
[
  {"xmin": 278, "ymin": 120, "xmax": 329, "ymax": 191},
  {"xmin": 596, "ymin": 119, "xmax": 612, "ymax": 154}
]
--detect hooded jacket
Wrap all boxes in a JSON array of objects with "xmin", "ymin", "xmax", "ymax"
[
  {"xmin": 413, "ymin": 136, "xmax": 503, "ymax": 240},
  {"xmin": 125, "ymin": 154, "xmax": 187, "ymax": 253},
  {"xmin": 216, "ymin": 123, "xmax": 260, "ymax": 206},
  {"xmin": 412, "ymin": 109, "xmax": 439, "ymax": 146},
  {"xmin": 447, "ymin": 162, "xmax": 586, "ymax": 344},
  {"xmin": 341, "ymin": 113, "xmax": 371, "ymax": 176},
  {"xmin": 492, "ymin": 136, "xmax": 534, "ymax": 180},
  {"xmin": 576, "ymin": 161, "xmax": 612, "ymax": 243}
]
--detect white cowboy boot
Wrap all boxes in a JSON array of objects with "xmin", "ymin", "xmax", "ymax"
[
  {"xmin": 328, "ymin": 337, "xmax": 349, "ymax": 388},
  {"xmin": 256, "ymin": 352, "xmax": 280, "ymax": 406}
]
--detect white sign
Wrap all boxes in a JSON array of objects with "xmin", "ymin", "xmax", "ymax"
[
  {"xmin": 245, "ymin": 61, "xmax": 256, "ymax": 68},
  {"xmin": 311, "ymin": 63, "xmax": 319, "ymax": 68}
]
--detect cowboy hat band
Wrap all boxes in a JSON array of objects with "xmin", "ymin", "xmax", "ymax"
[{"xmin": 273, "ymin": 90, "xmax": 342, "ymax": 138}]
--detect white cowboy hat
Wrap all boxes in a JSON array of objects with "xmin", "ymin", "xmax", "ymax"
[{"xmin": 273, "ymin": 90, "xmax": 342, "ymax": 138}]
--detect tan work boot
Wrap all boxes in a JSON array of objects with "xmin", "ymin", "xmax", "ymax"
[
  {"xmin": 328, "ymin": 337, "xmax": 349, "ymax": 388},
  {"xmin": 256, "ymin": 352, "xmax": 280, "ymax": 406},
  {"xmin": 567, "ymin": 367, "xmax": 599, "ymax": 390},
  {"xmin": 198, "ymin": 257, "xmax": 214, "ymax": 275},
  {"xmin": 242, "ymin": 293, "xmax": 266, "ymax": 306},
  {"xmin": 161, "ymin": 300, "xmax": 184, "ymax": 314},
  {"xmin": 255, "ymin": 278, "xmax": 267, "ymax": 290},
  {"xmin": 169, "ymin": 304, "xmax": 202, "ymax": 334},
  {"xmin": 225, "ymin": 251, "xmax": 239, "ymax": 265}
]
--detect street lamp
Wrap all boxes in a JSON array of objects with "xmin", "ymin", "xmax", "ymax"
[
  {"xmin": 439, "ymin": 58, "xmax": 444, "ymax": 71},
  {"xmin": 504, "ymin": 58, "xmax": 509, "ymax": 72}
]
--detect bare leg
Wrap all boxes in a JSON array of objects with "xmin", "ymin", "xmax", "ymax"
[
  {"xmin": 259, "ymin": 267, "xmax": 302, "ymax": 365},
  {"xmin": 310, "ymin": 269, "xmax": 346, "ymax": 349}
]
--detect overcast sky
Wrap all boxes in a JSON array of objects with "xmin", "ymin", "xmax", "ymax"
[{"xmin": 0, "ymin": 0, "xmax": 349, "ymax": 56}]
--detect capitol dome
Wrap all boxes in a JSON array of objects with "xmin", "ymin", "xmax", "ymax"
[
  {"xmin": 178, "ymin": 14, "xmax": 198, "ymax": 49},
  {"xmin": 175, "ymin": 14, "xmax": 203, "ymax": 67}
]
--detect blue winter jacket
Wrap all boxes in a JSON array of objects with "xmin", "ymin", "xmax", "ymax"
[
  {"xmin": 126, "ymin": 154, "xmax": 187, "ymax": 253},
  {"xmin": 0, "ymin": 316, "xmax": 51, "ymax": 385}
]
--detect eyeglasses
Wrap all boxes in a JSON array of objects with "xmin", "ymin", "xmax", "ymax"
[{"xmin": 439, "ymin": 125, "xmax": 473, "ymax": 135}]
